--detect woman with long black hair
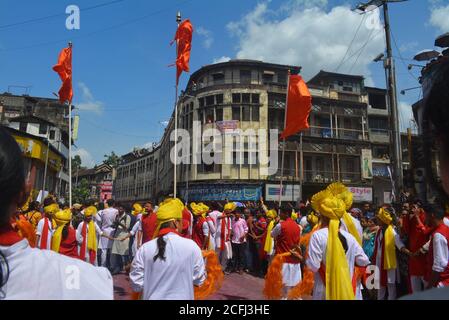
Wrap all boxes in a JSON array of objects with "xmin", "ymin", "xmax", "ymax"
[{"xmin": 0, "ymin": 126, "xmax": 113, "ymax": 299}]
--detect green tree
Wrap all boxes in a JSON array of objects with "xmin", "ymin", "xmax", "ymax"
[
  {"xmin": 103, "ymin": 151, "xmax": 121, "ymax": 167},
  {"xmin": 72, "ymin": 178, "xmax": 91, "ymax": 204},
  {"xmin": 72, "ymin": 155, "xmax": 82, "ymax": 173}
]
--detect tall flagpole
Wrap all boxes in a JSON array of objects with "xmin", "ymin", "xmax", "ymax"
[
  {"xmin": 278, "ymin": 70, "xmax": 291, "ymax": 210},
  {"xmin": 68, "ymin": 41, "xmax": 73, "ymax": 208},
  {"xmin": 173, "ymin": 12, "xmax": 182, "ymax": 198}
]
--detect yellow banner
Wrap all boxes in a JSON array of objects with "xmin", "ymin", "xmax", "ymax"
[{"xmin": 13, "ymin": 135, "xmax": 62, "ymax": 172}]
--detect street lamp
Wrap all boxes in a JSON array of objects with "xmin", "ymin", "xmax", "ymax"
[{"xmin": 400, "ymin": 86, "xmax": 422, "ymax": 95}]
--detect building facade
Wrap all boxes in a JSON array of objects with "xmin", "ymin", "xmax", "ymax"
[
  {"xmin": 114, "ymin": 60, "xmax": 397, "ymax": 206},
  {"xmin": 73, "ymin": 163, "xmax": 114, "ymax": 202}
]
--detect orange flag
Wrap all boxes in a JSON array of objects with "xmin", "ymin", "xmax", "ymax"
[
  {"xmin": 173, "ymin": 19, "xmax": 193, "ymax": 85},
  {"xmin": 53, "ymin": 46, "xmax": 73, "ymax": 104},
  {"xmin": 280, "ymin": 74, "xmax": 312, "ymax": 139}
]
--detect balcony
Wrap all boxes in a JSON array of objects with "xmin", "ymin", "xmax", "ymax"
[
  {"xmin": 303, "ymin": 170, "xmax": 361, "ymax": 184},
  {"xmin": 303, "ymin": 126, "xmax": 368, "ymax": 141},
  {"xmin": 367, "ymin": 105, "xmax": 389, "ymax": 116},
  {"xmin": 369, "ymin": 129, "xmax": 390, "ymax": 144}
]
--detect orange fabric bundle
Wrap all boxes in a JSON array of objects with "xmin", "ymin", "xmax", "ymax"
[
  {"xmin": 287, "ymin": 267, "xmax": 315, "ymax": 299},
  {"xmin": 131, "ymin": 292, "xmax": 141, "ymax": 300},
  {"xmin": 15, "ymin": 218, "xmax": 36, "ymax": 248},
  {"xmin": 263, "ymin": 252, "xmax": 290, "ymax": 300},
  {"xmin": 194, "ymin": 250, "xmax": 224, "ymax": 300}
]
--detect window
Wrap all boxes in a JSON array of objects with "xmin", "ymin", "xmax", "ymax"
[
  {"xmin": 212, "ymin": 73, "xmax": 225, "ymax": 85},
  {"xmin": 252, "ymin": 106, "xmax": 260, "ymax": 121},
  {"xmin": 232, "ymin": 93, "xmax": 241, "ymax": 103},
  {"xmin": 216, "ymin": 94, "xmax": 223, "ymax": 105},
  {"xmin": 277, "ymin": 72, "xmax": 287, "ymax": 84},
  {"xmin": 232, "ymin": 106, "xmax": 240, "ymax": 121},
  {"xmin": 242, "ymin": 93, "xmax": 251, "ymax": 103},
  {"xmin": 240, "ymin": 70, "xmax": 251, "ymax": 84},
  {"xmin": 39, "ymin": 124, "xmax": 48, "ymax": 135},
  {"xmin": 49, "ymin": 130, "xmax": 55, "ymax": 140},
  {"xmin": 263, "ymin": 73, "xmax": 274, "ymax": 84},
  {"xmin": 19, "ymin": 122, "xmax": 27, "ymax": 132},
  {"xmin": 242, "ymin": 106, "xmax": 251, "ymax": 121},
  {"xmin": 252, "ymin": 94, "xmax": 260, "ymax": 104},
  {"xmin": 343, "ymin": 86, "xmax": 353, "ymax": 92},
  {"xmin": 216, "ymin": 108, "xmax": 223, "ymax": 122},
  {"xmin": 205, "ymin": 109, "xmax": 214, "ymax": 123},
  {"xmin": 199, "ymin": 97, "xmax": 205, "ymax": 108},
  {"xmin": 206, "ymin": 95, "xmax": 215, "ymax": 106}
]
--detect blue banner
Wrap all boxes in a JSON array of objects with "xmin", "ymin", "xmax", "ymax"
[{"xmin": 181, "ymin": 184, "xmax": 262, "ymax": 201}]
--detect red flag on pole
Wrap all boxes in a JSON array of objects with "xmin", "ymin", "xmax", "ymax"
[
  {"xmin": 280, "ymin": 74, "xmax": 312, "ymax": 139},
  {"xmin": 173, "ymin": 19, "xmax": 193, "ymax": 85},
  {"xmin": 53, "ymin": 46, "xmax": 73, "ymax": 104}
]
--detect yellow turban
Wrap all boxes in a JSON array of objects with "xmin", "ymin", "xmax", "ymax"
[
  {"xmin": 377, "ymin": 208, "xmax": 396, "ymax": 270},
  {"xmin": 311, "ymin": 190, "xmax": 354, "ymax": 300},
  {"xmin": 132, "ymin": 203, "xmax": 144, "ymax": 216},
  {"xmin": 326, "ymin": 183, "xmax": 361, "ymax": 245},
  {"xmin": 263, "ymin": 209, "xmax": 278, "ymax": 255},
  {"xmin": 72, "ymin": 203, "xmax": 82, "ymax": 210},
  {"xmin": 51, "ymin": 209, "xmax": 72, "ymax": 253},
  {"xmin": 191, "ymin": 202, "xmax": 209, "ymax": 217},
  {"xmin": 291, "ymin": 212, "xmax": 298, "ymax": 221},
  {"xmin": 44, "ymin": 203, "xmax": 60, "ymax": 216},
  {"xmin": 266, "ymin": 209, "xmax": 277, "ymax": 219},
  {"xmin": 83, "ymin": 206, "xmax": 98, "ymax": 254},
  {"xmin": 154, "ymin": 198, "xmax": 184, "ymax": 237},
  {"xmin": 84, "ymin": 206, "xmax": 97, "ymax": 217},
  {"xmin": 307, "ymin": 212, "xmax": 319, "ymax": 225},
  {"xmin": 223, "ymin": 202, "xmax": 236, "ymax": 213}
]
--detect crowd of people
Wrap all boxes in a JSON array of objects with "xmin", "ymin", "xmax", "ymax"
[{"xmin": 0, "ymin": 60, "xmax": 448, "ymax": 300}]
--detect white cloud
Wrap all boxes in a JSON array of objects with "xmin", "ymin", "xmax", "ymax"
[
  {"xmin": 430, "ymin": 4, "xmax": 449, "ymax": 32},
  {"xmin": 399, "ymin": 101, "xmax": 417, "ymax": 133},
  {"xmin": 399, "ymin": 41, "xmax": 419, "ymax": 53},
  {"xmin": 77, "ymin": 82, "xmax": 104, "ymax": 114},
  {"xmin": 197, "ymin": 27, "xmax": 214, "ymax": 49},
  {"xmin": 227, "ymin": 2, "xmax": 385, "ymax": 83},
  {"xmin": 73, "ymin": 148, "xmax": 96, "ymax": 168},
  {"xmin": 213, "ymin": 56, "xmax": 231, "ymax": 64}
]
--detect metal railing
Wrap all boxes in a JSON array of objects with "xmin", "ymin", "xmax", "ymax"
[{"xmin": 303, "ymin": 126, "xmax": 368, "ymax": 141}]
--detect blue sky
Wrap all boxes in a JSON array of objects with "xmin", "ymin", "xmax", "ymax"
[{"xmin": 1, "ymin": 0, "xmax": 448, "ymax": 167}]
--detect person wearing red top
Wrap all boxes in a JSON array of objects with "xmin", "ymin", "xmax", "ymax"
[
  {"xmin": 271, "ymin": 206, "xmax": 302, "ymax": 295},
  {"xmin": 141, "ymin": 201, "xmax": 158, "ymax": 244},
  {"xmin": 402, "ymin": 200, "xmax": 431, "ymax": 293},
  {"xmin": 58, "ymin": 222, "xmax": 80, "ymax": 259},
  {"xmin": 420, "ymin": 204, "xmax": 449, "ymax": 289},
  {"xmin": 181, "ymin": 207, "xmax": 193, "ymax": 239}
]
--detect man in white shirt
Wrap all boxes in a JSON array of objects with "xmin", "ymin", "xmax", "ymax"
[
  {"xmin": 99, "ymin": 199, "xmax": 118, "ymax": 269},
  {"xmin": 130, "ymin": 198, "xmax": 206, "ymax": 300}
]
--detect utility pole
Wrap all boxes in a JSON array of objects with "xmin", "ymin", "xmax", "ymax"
[{"xmin": 356, "ymin": 0, "xmax": 406, "ymax": 200}]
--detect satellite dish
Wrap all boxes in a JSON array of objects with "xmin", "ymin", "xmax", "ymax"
[
  {"xmin": 435, "ymin": 32, "xmax": 449, "ymax": 48},
  {"xmin": 413, "ymin": 49, "xmax": 440, "ymax": 61}
]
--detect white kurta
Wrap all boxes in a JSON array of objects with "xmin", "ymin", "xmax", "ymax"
[
  {"xmin": 306, "ymin": 228, "xmax": 370, "ymax": 300},
  {"xmin": 432, "ymin": 233, "xmax": 449, "ymax": 274},
  {"xmin": 130, "ymin": 232, "xmax": 206, "ymax": 300},
  {"xmin": 36, "ymin": 218, "xmax": 52, "ymax": 250},
  {"xmin": 99, "ymin": 207, "xmax": 118, "ymax": 249},
  {"xmin": 76, "ymin": 220, "xmax": 103, "ymax": 264},
  {"xmin": 206, "ymin": 217, "xmax": 217, "ymax": 250},
  {"xmin": 340, "ymin": 215, "xmax": 364, "ymax": 241},
  {"xmin": 0, "ymin": 239, "xmax": 113, "ymax": 300},
  {"xmin": 215, "ymin": 214, "xmax": 232, "ymax": 259},
  {"xmin": 374, "ymin": 227, "xmax": 405, "ymax": 285},
  {"xmin": 130, "ymin": 214, "xmax": 142, "ymax": 257},
  {"xmin": 271, "ymin": 223, "xmax": 302, "ymax": 287},
  {"xmin": 443, "ymin": 217, "xmax": 449, "ymax": 228}
]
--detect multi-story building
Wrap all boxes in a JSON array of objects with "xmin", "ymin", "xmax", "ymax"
[
  {"xmin": 73, "ymin": 163, "xmax": 114, "ymax": 202},
  {"xmin": 0, "ymin": 93, "xmax": 70, "ymax": 202},
  {"xmin": 114, "ymin": 60, "xmax": 397, "ymax": 206}
]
